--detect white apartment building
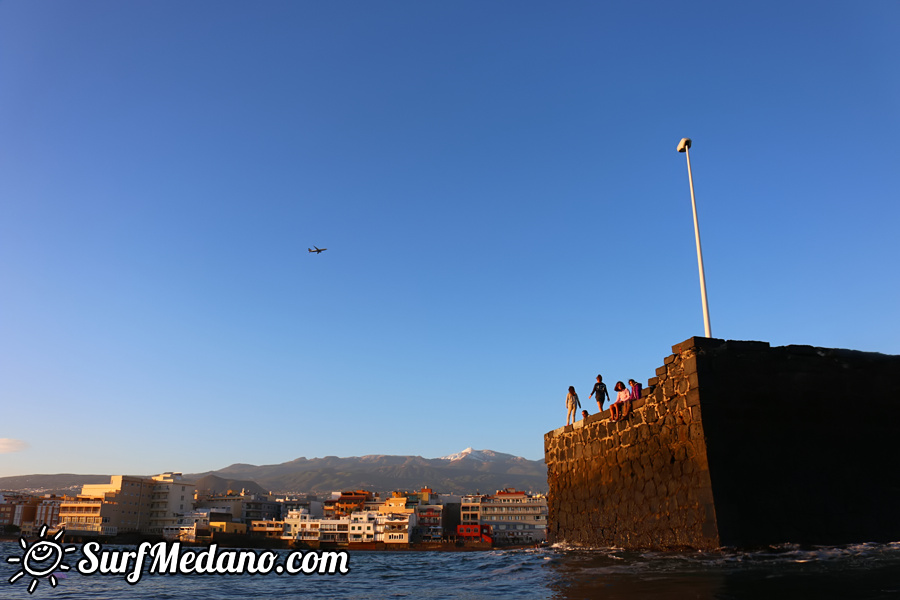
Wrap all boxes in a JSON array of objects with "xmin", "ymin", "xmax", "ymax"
[
  {"xmin": 281, "ymin": 509, "xmax": 415, "ymax": 545},
  {"xmin": 163, "ymin": 507, "xmax": 231, "ymax": 541},
  {"xmin": 149, "ymin": 472, "xmax": 196, "ymax": 534},
  {"xmin": 381, "ymin": 512, "xmax": 414, "ymax": 544},
  {"xmin": 349, "ymin": 512, "xmax": 377, "ymax": 543},
  {"xmin": 318, "ymin": 516, "xmax": 351, "ymax": 543},
  {"xmin": 478, "ymin": 489, "xmax": 548, "ymax": 543},
  {"xmin": 283, "ymin": 509, "xmax": 320, "ymax": 542}
]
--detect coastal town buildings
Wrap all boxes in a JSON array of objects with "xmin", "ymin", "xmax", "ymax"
[
  {"xmin": 208, "ymin": 520, "xmax": 247, "ymax": 536},
  {"xmin": 323, "ymin": 490, "xmax": 373, "ymax": 518},
  {"xmin": 250, "ymin": 519, "xmax": 286, "ymax": 538},
  {"xmin": 4, "ymin": 478, "xmax": 545, "ymax": 548},
  {"xmin": 193, "ymin": 493, "xmax": 245, "ymax": 522},
  {"xmin": 379, "ymin": 495, "xmax": 415, "ymax": 515},
  {"xmin": 59, "ymin": 475, "xmax": 153, "ymax": 535},
  {"xmin": 457, "ymin": 489, "xmax": 547, "ymax": 543},
  {"xmin": 56, "ymin": 472, "xmax": 195, "ymax": 536},
  {"xmin": 0, "ymin": 494, "xmax": 71, "ymax": 537},
  {"xmin": 277, "ymin": 495, "xmax": 324, "ymax": 518},
  {"xmin": 457, "ymin": 523, "xmax": 493, "ymax": 543},
  {"xmin": 12, "ymin": 500, "xmax": 38, "ymax": 533},
  {"xmin": 318, "ymin": 515, "xmax": 351, "ymax": 543},
  {"xmin": 348, "ymin": 512, "xmax": 377, "ymax": 543},
  {"xmin": 162, "ymin": 508, "xmax": 233, "ymax": 541},
  {"xmin": 0, "ymin": 493, "xmax": 37, "ymax": 531},
  {"xmin": 194, "ymin": 491, "xmax": 280, "ymax": 524},
  {"xmin": 461, "ymin": 494, "xmax": 482, "ymax": 527},
  {"xmin": 283, "ymin": 509, "xmax": 321, "ymax": 543},
  {"xmin": 279, "ymin": 508, "xmax": 416, "ymax": 546},
  {"xmin": 148, "ymin": 473, "xmax": 197, "ymax": 534},
  {"xmin": 478, "ymin": 489, "xmax": 548, "ymax": 543},
  {"xmin": 414, "ymin": 504, "xmax": 444, "ymax": 541},
  {"xmin": 0, "ymin": 500, "xmax": 13, "ymax": 529},
  {"xmin": 34, "ymin": 496, "xmax": 68, "ymax": 532},
  {"xmin": 382, "ymin": 512, "xmax": 413, "ymax": 544},
  {"xmin": 242, "ymin": 496, "xmax": 280, "ymax": 523}
]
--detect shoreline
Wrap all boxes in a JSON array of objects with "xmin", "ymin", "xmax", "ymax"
[{"xmin": 0, "ymin": 533, "xmax": 543, "ymax": 553}]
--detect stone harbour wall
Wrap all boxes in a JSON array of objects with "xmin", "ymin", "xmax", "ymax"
[{"xmin": 544, "ymin": 337, "xmax": 900, "ymax": 549}]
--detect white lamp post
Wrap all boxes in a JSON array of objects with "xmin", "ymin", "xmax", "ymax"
[{"xmin": 677, "ymin": 137, "xmax": 712, "ymax": 338}]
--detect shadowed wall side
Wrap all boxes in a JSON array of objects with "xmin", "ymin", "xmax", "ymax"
[{"xmin": 693, "ymin": 340, "xmax": 900, "ymax": 546}]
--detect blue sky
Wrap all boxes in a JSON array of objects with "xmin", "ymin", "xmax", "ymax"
[{"xmin": 1, "ymin": 1, "xmax": 898, "ymax": 477}]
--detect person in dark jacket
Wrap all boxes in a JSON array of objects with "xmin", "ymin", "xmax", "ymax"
[{"xmin": 589, "ymin": 375, "xmax": 611, "ymax": 413}]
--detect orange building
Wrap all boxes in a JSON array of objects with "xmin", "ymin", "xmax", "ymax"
[{"xmin": 325, "ymin": 490, "xmax": 373, "ymax": 517}]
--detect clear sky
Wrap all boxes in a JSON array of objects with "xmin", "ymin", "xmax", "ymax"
[{"xmin": 2, "ymin": 1, "xmax": 898, "ymax": 477}]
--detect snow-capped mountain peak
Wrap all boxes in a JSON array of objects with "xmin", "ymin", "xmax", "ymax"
[{"xmin": 438, "ymin": 448, "xmax": 503, "ymax": 462}]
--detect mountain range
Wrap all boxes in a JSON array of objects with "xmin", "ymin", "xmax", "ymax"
[{"xmin": 0, "ymin": 448, "xmax": 548, "ymax": 496}]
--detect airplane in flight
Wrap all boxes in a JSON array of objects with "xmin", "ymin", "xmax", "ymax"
[{"xmin": 308, "ymin": 246, "xmax": 327, "ymax": 254}]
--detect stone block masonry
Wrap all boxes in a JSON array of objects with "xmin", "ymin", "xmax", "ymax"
[{"xmin": 543, "ymin": 337, "xmax": 900, "ymax": 549}]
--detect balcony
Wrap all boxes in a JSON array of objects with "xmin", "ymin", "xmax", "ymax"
[{"xmin": 58, "ymin": 522, "xmax": 118, "ymax": 536}]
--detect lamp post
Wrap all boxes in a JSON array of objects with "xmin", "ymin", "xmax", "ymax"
[{"xmin": 677, "ymin": 137, "xmax": 712, "ymax": 338}]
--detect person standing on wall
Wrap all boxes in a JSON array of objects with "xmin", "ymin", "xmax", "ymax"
[
  {"xmin": 566, "ymin": 386, "xmax": 581, "ymax": 426},
  {"xmin": 589, "ymin": 375, "xmax": 611, "ymax": 413}
]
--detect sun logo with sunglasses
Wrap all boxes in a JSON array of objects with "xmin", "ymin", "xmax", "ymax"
[{"xmin": 6, "ymin": 524, "xmax": 77, "ymax": 594}]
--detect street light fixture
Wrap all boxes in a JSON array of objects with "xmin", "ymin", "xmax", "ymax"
[{"xmin": 677, "ymin": 137, "xmax": 712, "ymax": 338}]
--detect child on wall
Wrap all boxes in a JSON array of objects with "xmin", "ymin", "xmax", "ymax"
[{"xmin": 566, "ymin": 386, "xmax": 581, "ymax": 426}]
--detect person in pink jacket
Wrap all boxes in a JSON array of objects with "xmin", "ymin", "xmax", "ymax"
[{"xmin": 610, "ymin": 381, "xmax": 630, "ymax": 422}]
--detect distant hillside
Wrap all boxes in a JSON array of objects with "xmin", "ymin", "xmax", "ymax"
[
  {"xmin": 0, "ymin": 449, "xmax": 548, "ymax": 495},
  {"xmin": 192, "ymin": 474, "xmax": 267, "ymax": 495},
  {"xmin": 189, "ymin": 448, "xmax": 548, "ymax": 494},
  {"xmin": 0, "ymin": 473, "xmax": 118, "ymax": 495}
]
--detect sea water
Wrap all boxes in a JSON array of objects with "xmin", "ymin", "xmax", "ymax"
[{"xmin": 2, "ymin": 541, "xmax": 900, "ymax": 599}]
